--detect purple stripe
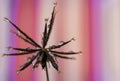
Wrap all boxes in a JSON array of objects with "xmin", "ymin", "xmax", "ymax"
[
  {"xmin": 8, "ymin": 0, "xmax": 20, "ymax": 81},
  {"xmin": 91, "ymin": 0, "xmax": 103, "ymax": 81}
]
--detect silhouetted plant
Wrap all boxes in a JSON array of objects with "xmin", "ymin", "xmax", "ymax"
[{"xmin": 3, "ymin": 4, "xmax": 81, "ymax": 81}]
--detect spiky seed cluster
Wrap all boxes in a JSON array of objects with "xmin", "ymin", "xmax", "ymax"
[{"xmin": 3, "ymin": 5, "xmax": 81, "ymax": 73}]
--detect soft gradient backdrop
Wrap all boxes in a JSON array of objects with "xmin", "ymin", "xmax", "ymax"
[{"xmin": 0, "ymin": 0, "xmax": 120, "ymax": 81}]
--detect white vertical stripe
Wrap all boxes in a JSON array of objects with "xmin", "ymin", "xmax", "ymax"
[
  {"xmin": 111, "ymin": 1, "xmax": 120, "ymax": 81},
  {"xmin": 0, "ymin": 0, "xmax": 10, "ymax": 81},
  {"xmin": 63, "ymin": 0, "xmax": 82, "ymax": 81},
  {"xmin": 101, "ymin": 0, "xmax": 120, "ymax": 81},
  {"xmin": 36, "ymin": 0, "xmax": 56, "ymax": 81}
]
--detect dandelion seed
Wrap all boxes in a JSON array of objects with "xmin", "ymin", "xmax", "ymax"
[{"xmin": 3, "ymin": 4, "xmax": 81, "ymax": 81}]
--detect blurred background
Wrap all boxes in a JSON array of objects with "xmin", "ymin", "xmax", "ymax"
[{"xmin": 0, "ymin": 0, "xmax": 120, "ymax": 81}]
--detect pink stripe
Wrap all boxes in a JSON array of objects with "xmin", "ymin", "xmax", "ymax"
[
  {"xmin": 12, "ymin": 0, "xmax": 38, "ymax": 81},
  {"xmin": 79, "ymin": 0, "xmax": 92, "ymax": 81},
  {"xmin": 33, "ymin": 0, "xmax": 42, "ymax": 81}
]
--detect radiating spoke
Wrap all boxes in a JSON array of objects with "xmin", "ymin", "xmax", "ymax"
[
  {"xmin": 54, "ymin": 54, "xmax": 75, "ymax": 59},
  {"xmin": 17, "ymin": 54, "xmax": 39, "ymax": 73},
  {"xmin": 4, "ymin": 18, "xmax": 41, "ymax": 48},
  {"xmin": 49, "ymin": 38, "xmax": 75, "ymax": 49},
  {"xmin": 44, "ymin": 4, "xmax": 56, "ymax": 46},
  {"xmin": 50, "ymin": 50, "xmax": 81, "ymax": 55},
  {"xmin": 10, "ymin": 29, "xmax": 37, "ymax": 47},
  {"xmin": 46, "ymin": 52, "xmax": 58, "ymax": 71},
  {"xmin": 43, "ymin": 19, "xmax": 48, "ymax": 48},
  {"xmin": 2, "ymin": 51, "xmax": 35, "ymax": 56},
  {"xmin": 7, "ymin": 46, "xmax": 39, "ymax": 52}
]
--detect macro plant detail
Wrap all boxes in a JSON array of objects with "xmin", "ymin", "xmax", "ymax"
[{"xmin": 3, "ymin": 4, "xmax": 81, "ymax": 81}]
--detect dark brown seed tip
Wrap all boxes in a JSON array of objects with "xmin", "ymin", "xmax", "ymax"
[
  {"xmin": 79, "ymin": 51, "xmax": 82, "ymax": 53},
  {"xmin": 2, "ymin": 54, "xmax": 7, "ymax": 57},
  {"xmin": 7, "ymin": 46, "xmax": 13, "ymax": 50},
  {"xmin": 79, "ymin": 51, "xmax": 82, "ymax": 55},
  {"xmin": 54, "ymin": 2, "xmax": 57, "ymax": 6},
  {"xmin": 45, "ymin": 18, "xmax": 49, "ymax": 22},
  {"xmin": 71, "ymin": 38, "xmax": 75, "ymax": 41},
  {"xmin": 4, "ymin": 17, "xmax": 10, "ymax": 22}
]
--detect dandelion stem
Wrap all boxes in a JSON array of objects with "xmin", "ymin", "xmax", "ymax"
[{"xmin": 45, "ymin": 63, "xmax": 49, "ymax": 81}]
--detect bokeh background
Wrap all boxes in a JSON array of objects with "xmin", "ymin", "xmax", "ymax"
[{"xmin": 0, "ymin": 0, "xmax": 120, "ymax": 81}]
